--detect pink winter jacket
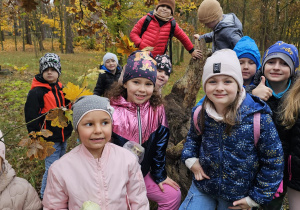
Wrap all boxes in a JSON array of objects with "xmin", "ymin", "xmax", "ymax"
[
  {"xmin": 42, "ymin": 142, "xmax": 149, "ymax": 210},
  {"xmin": 0, "ymin": 160, "xmax": 42, "ymax": 210}
]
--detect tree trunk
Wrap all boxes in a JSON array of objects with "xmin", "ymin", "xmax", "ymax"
[
  {"xmin": 180, "ymin": 45, "xmax": 184, "ymax": 62},
  {"xmin": 25, "ymin": 16, "xmax": 32, "ymax": 45},
  {"xmin": 33, "ymin": 11, "xmax": 44, "ymax": 51},
  {"xmin": 22, "ymin": 18, "xmax": 25, "ymax": 51},
  {"xmin": 164, "ymin": 39, "xmax": 207, "ymax": 197},
  {"xmin": 64, "ymin": 0, "xmax": 74, "ymax": 53},
  {"xmin": 14, "ymin": 16, "xmax": 18, "ymax": 51},
  {"xmin": 242, "ymin": 0, "xmax": 247, "ymax": 28},
  {"xmin": 59, "ymin": 0, "xmax": 64, "ymax": 53}
]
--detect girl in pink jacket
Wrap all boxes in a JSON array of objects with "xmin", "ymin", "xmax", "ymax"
[
  {"xmin": 42, "ymin": 95, "xmax": 149, "ymax": 210},
  {"xmin": 106, "ymin": 50, "xmax": 181, "ymax": 210}
]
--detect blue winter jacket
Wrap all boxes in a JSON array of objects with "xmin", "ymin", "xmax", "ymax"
[
  {"xmin": 199, "ymin": 13, "xmax": 243, "ymax": 52},
  {"xmin": 182, "ymin": 93, "xmax": 284, "ymax": 205}
]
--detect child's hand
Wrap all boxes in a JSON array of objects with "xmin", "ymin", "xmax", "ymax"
[
  {"xmin": 194, "ymin": 34, "xmax": 200, "ymax": 40},
  {"xmin": 252, "ymin": 76, "xmax": 272, "ymax": 101},
  {"xmin": 191, "ymin": 50, "xmax": 203, "ymax": 59},
  {"xmin": 191, "ymin": 161, "xmax": 210, "ymax": 180},
  {"xmin": 158, "ymin": 176, "xmax": 180, "ymax": 192},
  {"xmin": 228, "ymin": 198, "xmax": 251, "ymax": 210}
]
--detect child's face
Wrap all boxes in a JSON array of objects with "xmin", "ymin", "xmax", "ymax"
[
  {"xmin": 264, "ymin": 58, "xmax": 291, "ymax": 83},
  {"xmin": 156, "ymin": 69, "xmax": 169, "ymax": 88},
  {"xmin": 204, "ymin": 19, "xmax": 219, "ymax": 29},
  {"xmin": 77, "ymin": 110, "xmax": 112, "ymax": 159},
  {"xmin": 124, "ymin": 77, "xmax": 154, "ymax": 104},
  {"xmin": 239, "ymin": 58, "xmax": 257, "ymax": 84},
  {"xmin": 205, "ymin": 75, "xmax": 239, "ymax": 114},
  {"xmin": 105, "ymin": 59, "xmax": 117, "ymax": 72},
  {"xmin": 42, "ymin": 67, "xmax": 59, "ymax": 84},
  {"xmin": 157, "ymin": 5, "xmax": 172, "ymax": 17}
]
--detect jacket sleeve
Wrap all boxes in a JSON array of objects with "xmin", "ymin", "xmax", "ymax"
[
  {"xmin": 93, "ymin": 73, "xmax": 106, "ymax": 96},
  {"xmin": 23, "ymin": 181, "xmax": 43, "ymax": 210},
  {"xmin": 127, "ymin": 158, "xmax": 150, "ymax": 210},
  {"xmin": 130, "ymin": 16, "xmax": 147, "ymax": 48},
  {"xmin": 248, "ymin": 113, "xmax": 284, "ymax": 205},
  {"xmin": 42, "ymin": 166, "xmax": 68, "ymax": 210},
  {"xmin": 150, "ymin": 123, "xmax": 169, "ymax": 184},
  {"xmin": 24, "ymin": 88, "xmax": 43, "ymax": 133},
  {"xmin": 150, "ymin": 107, "xmax": 169, "ymax": 184},
  {"xmin": 181, "ymin": 106, "xmax": 201, "ymax": 162},
  {"xmin": 174, "ymin": 23, "xmax": 194, "ymax": 52},
  {"xmin": 199, "ymin": 32, "xmax": 214, "ymax": 43}
]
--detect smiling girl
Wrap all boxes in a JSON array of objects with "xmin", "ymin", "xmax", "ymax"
[
  {"xmin": 42, "ymin": 95, "xmax": 149, "ymax": 210},
  {"xmin": 180, "ymin": 49, "xmax": 284, "ymax": 210},
  {"xmin": 106, "ymin": 50, "xmax": 181, "ymax": 209}
]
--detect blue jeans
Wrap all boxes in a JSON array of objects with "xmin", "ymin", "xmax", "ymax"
[
  {"xmin": 179, "ymin": 182, "xmax": 233, "ymax": 210},
  {"xmin": 40, "ymin": 141, "xmax": 67, "ymax": 198}
]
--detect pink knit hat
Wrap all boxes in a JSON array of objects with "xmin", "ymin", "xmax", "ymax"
[
  {"xmin": 0, "ymin": 130, "xmax": 5, "ymax": 160},
  {"xmin": 202, "ymin": 49, "xmax": 243, "ymax": 92}
]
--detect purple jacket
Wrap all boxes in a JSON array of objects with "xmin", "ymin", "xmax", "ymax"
[{"xmin": 111, "ymin": 96, "xmax": 169, "ymax": 184}]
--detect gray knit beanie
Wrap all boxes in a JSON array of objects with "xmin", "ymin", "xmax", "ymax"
[
  {"xmin": 103, "ymin": 52, "xmax": 118, "ymax": 65},
  {"xmin": 202, "ymin": 49, "xmax": 243, "ymax": 92},
  {"xmin": 72, "ymin": 95, "xmax": 114, "ymax": 130}
]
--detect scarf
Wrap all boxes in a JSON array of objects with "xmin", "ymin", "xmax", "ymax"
[{"xmin": 153, "ymin": 9, "xmax": 173, "ymax": 22}]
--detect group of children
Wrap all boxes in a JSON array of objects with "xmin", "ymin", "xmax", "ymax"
[{"xmin": 0, "ymin": 0, "xmax": 299, "ymax": 209}]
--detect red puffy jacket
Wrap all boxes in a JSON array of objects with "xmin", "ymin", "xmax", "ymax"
[{"xmin": 130, "ymin": 13, "xmax": 194, "ymax": 58}]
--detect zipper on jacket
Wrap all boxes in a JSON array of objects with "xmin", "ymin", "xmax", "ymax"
[
  {"xmin": 137, "ymin": 106, "xmax": 142, "ymax": 145},
  {"xmin": 218, "ymin": 123, "xmax": 223, "ymax": 196},
  {"xmin": 288, "ymin": 155, "xmax": 292, "ymax": 181}
]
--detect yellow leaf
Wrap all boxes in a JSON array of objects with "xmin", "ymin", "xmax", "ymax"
[
  {"xmin": 65, "ymin": 109, "xmax": 73, "ymax": 124},
  {"xmin": 63, "ymin": 82, "xmax": 93, "ymax": 101}
]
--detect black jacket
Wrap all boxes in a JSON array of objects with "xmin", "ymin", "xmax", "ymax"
[
  {"xmin": 93, "ymin": 65, "xmax": 122, "ymax": 96},
  {"xmin": 24, "ymin": 74, "xmax": 73, "ymax": 142},
  {"xmin": 283, "ymin": 117, "xmax": 300, "ymax": 191}
]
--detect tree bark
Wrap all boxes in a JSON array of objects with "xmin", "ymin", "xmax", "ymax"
[
  {"xmin": 25, "ymin": 16, "xmax": 32, "ymax": 45},
  {"xmin": 59, "ymin": 0, "xmax": 64, "ymax": 53},
  {"xmin": 64, "ymin": 0, "xmax": 74, "ymax": 53},
  {"xmin": 164, "ymin": 39, "xmax": 207, "ymax": 197}
]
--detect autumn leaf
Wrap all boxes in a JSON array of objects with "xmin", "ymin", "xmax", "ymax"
[
  {"xmin": 18, "ymin": 138, "xmax": 31, "ymax": 147},
  {"xmin": 50, "ymin": 109, "xmax": 68, "ymax": 128},
  {"xmin": 27, "ymin": 140, "xmax": 43, "ymax": 160},
  {"xmin": 40, "ymin": 129, "xmax": 53, "ymax": 138},
  {"xmin": 63, "ymin": 82, "xmax": 93, "ymax": 102},
  {"xmin": 65, "ymin": 110, "xmax": 73, "ymax": 124},
  {"xmin": 115, "ymin": 33, "xmax": 138, "ymax": 56}
]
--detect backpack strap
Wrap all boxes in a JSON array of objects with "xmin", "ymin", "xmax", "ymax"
[
  {"xmin": 140, "ymin": 15, "xmax": 152, "ymax": 38},
  {"xmin": 253, "ymin": 112, "xmax": 261, "ymax": 147},
  {"xmin": 193, "ymin": 105, "xmax": 202, "ymax": 135},
  {"xmin": 168, "ymin": 19, "xmax": 176, "ymax": 64}
]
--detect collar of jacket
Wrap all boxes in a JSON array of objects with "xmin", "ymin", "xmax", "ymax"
[
  {"xmin": 110, "ymin": 96, "xmax": 150, "ymax": 112},
  {"xmin": 31, "ymin": 73, "xmax": 62, "ymax": 90}
]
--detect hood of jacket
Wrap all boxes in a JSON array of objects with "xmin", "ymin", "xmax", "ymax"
[
  {"xmin": 0, "ymin": 160, "xmax": 15, "ymax": 193},
  {"xmin": 31, "ymin": 73, "xmax": 62, "ymax": 90},
  {"xmin": 100, "ymin": 64, "xmax": 122, "ymax": 74},
  {"xmin": 215, "ymin": 13, "xmax": 243, "ymax": 33}
]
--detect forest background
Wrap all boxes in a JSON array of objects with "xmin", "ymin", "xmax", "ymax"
[{"xmin": 0, "ymin": 0, "xmax": 298, "ymax": 208}]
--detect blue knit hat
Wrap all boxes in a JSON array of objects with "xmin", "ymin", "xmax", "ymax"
[
  {"xmin": 123, "ymin": 50, "xmax": 157, "ymax": 86},
  {"xmin": 262, "ymin": 41, "xmax": 299, "ymax": 75},
  {"xmin": 233, "ymin": 36, "xmax": 261, "ymax": 70}
]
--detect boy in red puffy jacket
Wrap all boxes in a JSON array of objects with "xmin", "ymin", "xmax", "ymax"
[{"xmin": 130, "ymin": 0, "xmax": 202, "ymax": 60}]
